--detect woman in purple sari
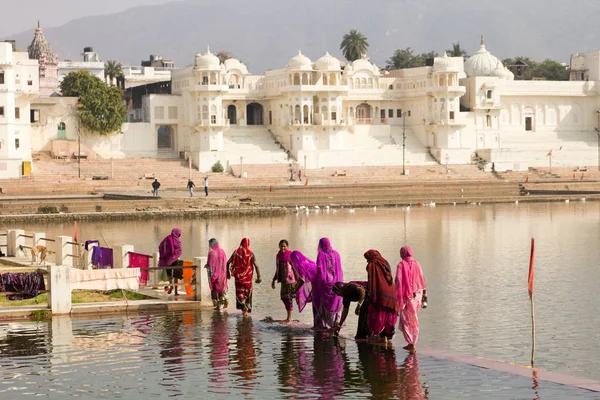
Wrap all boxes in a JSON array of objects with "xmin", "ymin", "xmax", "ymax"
[
  {"xmin": 158, "ymin": 228, "xmax": 182, "ymax": 295},
  {"xmin": 291, "ymin": 238, "xmax": 343, "ymax": 329}
]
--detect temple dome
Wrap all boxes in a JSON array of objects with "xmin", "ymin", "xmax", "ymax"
[
  {"xmin": 315, "ymin": 52, "xmax": 341, "ymax": 70},
  {"xmin": 287, "ymin": 51, "xmax": 312, "ymax": 70},
  {"xmin": 464, "ymin": 36, "xmax": 503, "ymax": 77},
  {"xmin": 504, "ymin": 67, "xmax": 515, "ymax": 81},
  {"xmin": 224, "ymin": 58, "xmax": 248, "ymax": 74},
  {"xmin": 194, "ymin": 47, "xmax": 221, "ymax": 69},
  {"xmin": 433, "ymin": 53, "xmax": 452, "ymax": 71},
  {"xmin": 27, "ymin": 21, "xmax": 57, "ymax": 63},
  {"xmin": 350, "ymin": 57, "xmax": 379, "ymax": 74}
]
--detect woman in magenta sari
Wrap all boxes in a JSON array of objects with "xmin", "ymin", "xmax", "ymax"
[
  {"xmin": 158, "ymin": 228, "xmax": 182, "ymax": 295},
  {"xmin": 395, "ymin": 245, "xmax": 427, "ymax": 351},
  {"xmin": 365, "ymin": 249, "xmax": 399, "ymax": 343},
  {"xmin": 290, "ymin": 238, "xmax": 343, "ymax": 330},
  {"xmin": 206, "ymin": 238, "xmax": 228, "ymax": 310}
]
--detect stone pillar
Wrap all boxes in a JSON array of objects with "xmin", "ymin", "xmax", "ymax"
[
  {"xmin": 48, "ymin": 265, "xmax": 72, "ymax": 315},
  {"xmin": 7, "ymin": 229, "xmax": 25, "ymax": 257},
  {"xmin": 86, "ymin": 242, "xmax": 98, "ymax": 269},
  {"xmin": 193, "ymin": 256, "xmax": 211, "ymax": 305},
  {"xmin": 149, "ymin": 251, "xmax": 160, "ymax": 287},
  {"xmin": 33, "ymin": 232, "xmax": 45, "ymax": 247},
  {"xmin": 55, "ymin": 236, "xmax": 74, "ymax": 267},
  {"xmin": 114, "ymin": 244, "xmax": 134, "ymax": 269}
]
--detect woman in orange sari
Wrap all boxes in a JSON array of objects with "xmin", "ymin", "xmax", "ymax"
[{"xmin": 227, "ymin": 238, "xmax": 262, "ymax": 316}]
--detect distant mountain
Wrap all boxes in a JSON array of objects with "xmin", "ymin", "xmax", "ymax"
[{"xmin": 5, "ymin": 0, "xmax": 600, "ymax": 73}]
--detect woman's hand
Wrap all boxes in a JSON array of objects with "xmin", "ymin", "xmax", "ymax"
[
  {"xmin": 271, "ymin": 279, "xmax": 276, "ymax": 289},
  {"xmin": 255, "ymin": 277, "xmax": 262, "ymax": 284},
  {"xmin": 355, "ymin": 302, "xmax": 362, "ymax": 316}
]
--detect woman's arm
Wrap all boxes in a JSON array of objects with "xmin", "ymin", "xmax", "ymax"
[
  {"xmin": 253, "ymin": 259, "xmax": 262, "ymax": 283},
  {"xmin": 226, "ymin": 255, "xmax": 233, "ymax": 279},
  {"xmin": 337, "ymin": 306, "xmax": 350, "ymax": 329}
]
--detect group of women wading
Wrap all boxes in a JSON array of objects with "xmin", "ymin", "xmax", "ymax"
[{"xmin": 160, "ymin": 229, "xmax": 427, "ymax": 351}]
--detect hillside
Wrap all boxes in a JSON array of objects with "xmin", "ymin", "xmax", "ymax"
[{"xmin": 4, "ymin": 0, "xmax": 600, "ymax": 73}]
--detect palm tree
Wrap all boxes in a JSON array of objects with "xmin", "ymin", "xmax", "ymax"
[
  {"xmin": 104, "ymin": 60, "xmax": 123, "ymax": 85},
  {"xmin": 446, "ymin": 42, "xmax": 467, "ymax": 58},
  {"xmin": 340, "ymin": 29, "xmax": 369, "ymax": 62},
  {"xmin": 216, "ymin": 51, "xmax": 232, "ymax": 64}
]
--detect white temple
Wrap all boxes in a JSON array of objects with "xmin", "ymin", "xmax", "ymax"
[{"xmin": 7, "ymin": 31, "xmax": 600, "ymax": 178}]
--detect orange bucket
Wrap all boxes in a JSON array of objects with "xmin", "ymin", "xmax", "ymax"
[{"xmin": 182, "ymin": 260, "xmax": 195, "ymax": 296}]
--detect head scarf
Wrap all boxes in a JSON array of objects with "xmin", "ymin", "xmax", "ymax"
[
  {"xmin": 230, "ymin": 238, "xmax": 254, "ymax": 282},
  {"xmin": 290, "ymin": 250, "xmax": 317, "ymax": 312},
  {"xmin": 364, "ymin": 249, "xmax": 398, "ymax": 313},
  {"xmin": 158, "ymin": 228, "xmax": 182, "ymax": 267},
  {"xmin": 207, "ymin": 238, "xmax": 228, "ymax": 295},
  {"xmin": 313, "ymin": 238, "xmax": 344, "ymax": 320},
  {"xmin": 395, "ymin": 246, "xmax": 426, "ymax": 310}
]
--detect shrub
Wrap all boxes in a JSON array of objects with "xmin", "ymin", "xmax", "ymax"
[{"xmin": 212, "ymin": 160, "xmax": 224, "ymax": 173}]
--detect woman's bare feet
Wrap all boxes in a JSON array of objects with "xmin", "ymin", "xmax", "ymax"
[
  {"xmin": 402, "ymin": 344, "xmax": 415, "ymax": 351},
  {"xmin": 224, "ymin": 299, "xmax": 229, "ymax": 308}
]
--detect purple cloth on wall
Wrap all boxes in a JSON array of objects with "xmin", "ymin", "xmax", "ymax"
[
  {"xmin": 84, "ymin": 240, "xmax": 100, "ymax": 251},
  {"xmin": 92, "ymin": 246, "xmax": 114, "ymax": 269}
]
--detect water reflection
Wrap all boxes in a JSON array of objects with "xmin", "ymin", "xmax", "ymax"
[
  {"xmin": 208, "ymin": 312, "xmax": 230, "ymax": 390},
  {"xmin": 231, "ymin": 317, "xmax": 259, "ymax": 389},
  {"xmin": 158, "ymin": 313, "xmax": 186, "ymax": 395}
]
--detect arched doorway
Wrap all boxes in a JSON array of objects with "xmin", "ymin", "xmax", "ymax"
[
  {"xmin": 356, "ymin": 103, "xmax": 371, "ymax": 122},
  {"xmin": 157, "ymin": 125, "xmax": 174, "ymax": 149},
  {"xmin": 227, "ymin": 105, "xmax": 237, "ymax": 125},
  {"xmin": 57, "ymin": 122, "xmax": 66, "ymax": 139},
  {"xmin": 247, "ymin": 103, "xmax": 263, "ymax": 125}
]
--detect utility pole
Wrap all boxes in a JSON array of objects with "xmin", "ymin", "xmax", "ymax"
[
  {"xmin": 402, "ymin": 111, "xmax": 407, "ymax": 175},
  {"xmin": 77, "ymin": 112, "xmax": 81, "ymax": 179}
]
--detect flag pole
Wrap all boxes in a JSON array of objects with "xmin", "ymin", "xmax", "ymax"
[{"xmin": 528, "ymin": 237, "xmax": 536, "ymax": 367}]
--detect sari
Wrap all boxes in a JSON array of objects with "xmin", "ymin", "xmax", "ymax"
[
  {"xmin": 289, "ymin": 250, "xmax": 315, "ymax": 313},
  {"xmin": 273, "ymin": 249, "xmax": 297, "ymax": 309},
  {"xmin": 365, "ymin": 249, "xmax": 399, "ymax": 338},
  {"xmin": 159, "ymin": 228, "xmax": 182, "ymax": 283},
  {"xmin": 395, "ymin": 246, "xmax": 426, "ymax": 346},
  {"xmin": 207, "ymin": 238, "xmax": 228, "ymax": 307},
  {"xmin": 312, "ymin": 238, "xmax": 344, "ymax": 329},
  {"xmin": 229, "ymin": 238, "xmax": 255, "ymax": 312}
]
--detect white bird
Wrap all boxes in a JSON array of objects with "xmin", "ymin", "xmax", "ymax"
[
  {"xmin": 580, "ymin": 198, "xmax": 586, "ymax": 202},
  {"xmin": 515, "ymin": 200, "xmax": 519, "ymax": 204},
  {"xmin": 332, "ymin": 209, "xmax": 337, "ymax": 214},
  {"xmin": 565, "ymin": 199, "xmax": 570, "ymax": 203},
  {"xmin": 452, "ymin": 202, "xmax": 457, "ymax": 206},
  {"xmin": 299, "ymin": 205, "xmax": 306, "ymax": 210},
  {"xmin": 305, "ymin": 208, "xmax": 310, "ymax": 214},
  {"xmin": 315, "ymin": 205, "xmax": 320, "ymax": 209},
  {"xmin": 373, "ymin": 206, "xmax": 377, "ymax": 211},
  {"xmin": 295, "ymin": 205, "xmax": 299, "ymax": 211},
  {"xmin": 348, "ymin": 208, "xmax": 356, "ymax": 213},
  {"xmin": 325, "ymin": 205, "xmax": 330, "ymax": 210}
]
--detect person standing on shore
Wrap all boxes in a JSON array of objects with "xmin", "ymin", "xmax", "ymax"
[
  {"xmin": 187, "ymin": 179, "xmax": 195, "ymax": 197},
  {"xmin": 204, "ymin": 177, "xmax": 209, "ymax": 197},
  {"xmin": 227, "ymin": 238, "xmax": 262, "ymax": 317},
  {"xmin": 152, "ymin": 178, "xmax": 161, "ymax": 197},
  {"xmin": 395, "ymin": 245, "xmax": 427, "ymax": 352},
  {"xmin": 158, "ymin": 228, "xmax": 182, "ymax": 295},
  {"xmin": 206, "ymin": 238, "xmax": 228, "ymax": 310},
  {"xmin": 271, "ymin": 239, "xmax": 298, "ymax": 323}
]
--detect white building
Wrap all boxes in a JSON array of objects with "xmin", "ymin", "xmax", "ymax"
[
  {"xmin": 0, "ymin": 42, "xmax": 39, "ymax": 178},
  {"xmin": 122, "ymin": 66, "xmax": 171, "ymax": 89},
  {"xmin": 58, "ymin": 47, "xmax": 105, "ymax": 84}
]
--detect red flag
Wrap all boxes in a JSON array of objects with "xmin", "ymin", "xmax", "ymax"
[
  {"xmin": 73, "ymin": 221, "xmax": 79, "ymax": 243},
  {"xmin": 546, "ymin": 149, "xmax": 552, "ymax": 157},
  {"xmin": 269, "ymin": 185, "xmax": 272, "ymax": 192},
  {"xmin": 524, "ymin": 176, "xmax": 529, "ymax": 183},
  {"xmin": 580, "ymin": 173, "xmax": 584, "ymax": 181},
  {"xmin": 528, "ymin": 238, "xmax": 535, "ymax": 299},
  {"xmin": 304, "ymin": 179, "xmax": 308, "ymax": 186}
]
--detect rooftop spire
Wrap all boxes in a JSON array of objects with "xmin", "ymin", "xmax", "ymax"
[{"xmin": 481, "ymin": 34, "xmax": 485, "ymax": 46}]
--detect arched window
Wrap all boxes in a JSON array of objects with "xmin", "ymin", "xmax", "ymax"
[
  {"xmin": 294, "ymin": 105, "xmax": 301, "ymax": 123},
  {"xmin": 57, "ymin": 122, "xmax": 66, "ymax": 139},
  {"xmin": 302, "ymin": 73, "xmax": 308, "ymax": 85},
  {"xmin": 388, "ymin": 84, "xmax": 393, "ymax": 90},
  {"xmin": 303, "ymin": 105, "xmax": 310, "ymax": 124},
  {"xmin": 368, "ymin": 78, "xmax": 374, "ymax": 89},
  {"xmin": 294, "ymin": 74, "xmax": 300, "ymax": 85},
  {"xmin": 330, "ymin": 73, "xmax": 336, "ymax": 85},
  {"xmin": 321, "ymin": 105, "xmax": 328, "ymax": 120},
  {"xmin": 487, "ymin": 90, "xmax": 493, "ymax": 99},
  {"xmin": 210, "ymin": 105, "xmax": 217, "ymax": 124},
  {"xmin": 202, "ymin": 105, "xmax": 209, "ymax": 122},
  {"xmin": 323, "ymin": 74, "xmax": 328, "ymax": 86}
]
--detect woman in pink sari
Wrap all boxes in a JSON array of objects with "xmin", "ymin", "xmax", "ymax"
[
  {"xmin": 395, "ymin": 245, "xmax": 427, "ymax": 351},
  {"xmin": 206, "ymin": 238, "xmax": 228, "ymax": 310},
  {"xmin": 158, "ymin": 228, "xmax": 182, "ymax": 295}
]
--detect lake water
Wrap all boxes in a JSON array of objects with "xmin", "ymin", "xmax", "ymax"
[{"xmin": 2, "ymin": 202, "xmax": 600, "ymax": 398}]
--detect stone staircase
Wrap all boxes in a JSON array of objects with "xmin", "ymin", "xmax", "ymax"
[{"xmin": 221, "ymin": 126, "xmax": 291, "ymax": 166}]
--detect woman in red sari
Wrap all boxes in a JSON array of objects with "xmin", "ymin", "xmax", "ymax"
[
  {"xmin": 365, "ymin": 249, "xmax": 399, "ymax": 344},
  {"xmin": 227, "ymin": 238, "xmax": 262, "ymax": 317}
]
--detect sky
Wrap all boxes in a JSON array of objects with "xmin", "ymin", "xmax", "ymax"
[{"xmin": 0, "ymin": 0, "xmax": 171, "ymax": 36}]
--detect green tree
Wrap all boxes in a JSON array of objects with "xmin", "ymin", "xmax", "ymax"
[
  {"xmin": 104, "ymin": 60, "xmax": 123, "ymax": 85},
  {"xmin": 61, "ymin": 71, "xmax": 126, "ymax": 135},
  {"xmin": 531, "ymin": 59, "xmax": 569, "ymax": 81},
  {"xmin": 216, "ymin": 51, "xmax": 232, "ymax": 64},
  {"xmin": 386, "ymin": 48, "xmax": 438, "ymax": 70},
  {"xmin": 446, "ymin": 42, "xmax": 467, "ymax": 58},
  {"xmin": 340, "ymin": 29, "xmax": 369, "ymax": 62}
]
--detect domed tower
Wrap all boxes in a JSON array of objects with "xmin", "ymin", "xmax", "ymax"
[{"xmin": 27, "ymin": 21, "xmax": 59, "ymax": 96}]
